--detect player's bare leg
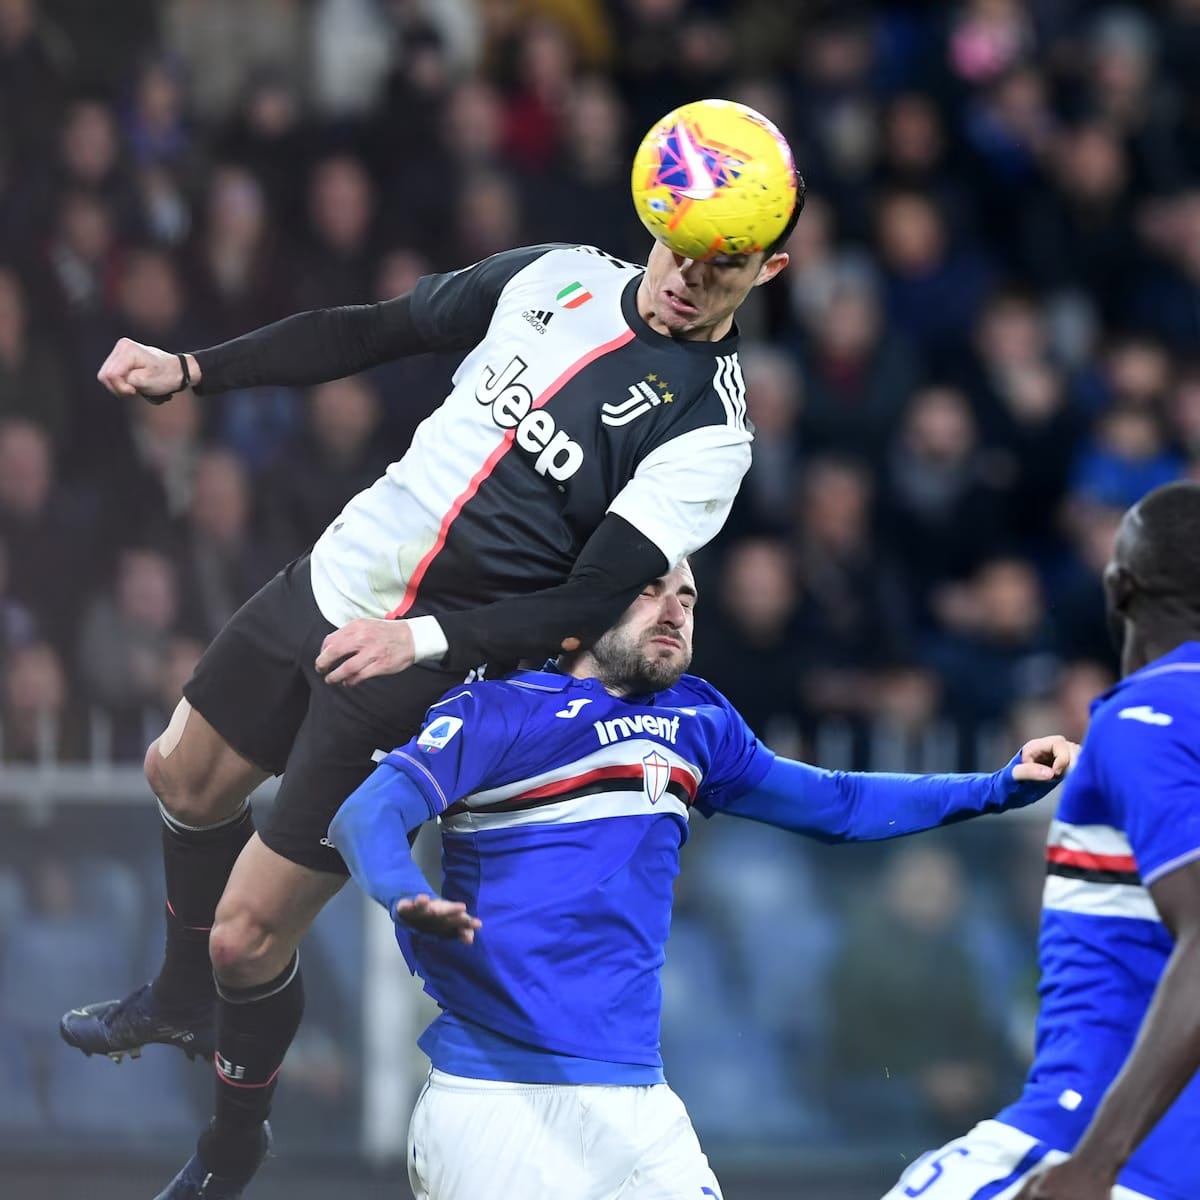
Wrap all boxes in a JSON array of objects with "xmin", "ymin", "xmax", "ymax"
[
  {"xmin": 154, "ymin": 836, "xmax": 344, "ymax": 1199},
  {"xmin": 60, "ymin": 701, "xmax": 268, "ymax": 1063}
]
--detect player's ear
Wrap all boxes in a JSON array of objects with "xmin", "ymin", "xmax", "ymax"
[
  {"xmin": 754, "ymin": 251, "xmax": 788, "ymax": 287},
  {"xmin": 1103, "ymin": 561, "xmax": 1136, "ymax": 616}
]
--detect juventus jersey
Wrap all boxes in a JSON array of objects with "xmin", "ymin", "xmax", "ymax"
[
  {"xmin": 308, "ymin": 244, "xmax": 753, "ymax": 627},
  {"xmin": 997, "ymin": 643, "xmax": 1200, "ymax": 1200}
]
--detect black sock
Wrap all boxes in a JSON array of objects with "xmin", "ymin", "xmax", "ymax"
[
  {"xmin": 153, "ymin": 802, "xmax": 255, "ymax": 1009},
  {"xmin": 205, "ymin": 952, "xmax": 305, "ymax": 1171}
]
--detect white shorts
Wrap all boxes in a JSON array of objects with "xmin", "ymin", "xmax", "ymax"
[
  {"xmin": 407, "ymin": 1069, "xmax": 723, "ymax": 1200},
  {"xmin": 881, "ymin": 1120, "xmax": 1155, "ymax": 1200}
]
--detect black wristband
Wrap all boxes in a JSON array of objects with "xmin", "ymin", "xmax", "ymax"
[{"xmin": 177, "ymin": 352, "xmax": 191, "ymax": 391}]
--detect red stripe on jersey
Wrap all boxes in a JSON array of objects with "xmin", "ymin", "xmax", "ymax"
[
  {"xmin": 474, "ymin": 761, "xmax": 699, "ymax": 811},
  {"xmin": 387, "ymin": 327, "xmax": 637, "ymax": 619},
  {"xmin": 1046, "ymin": 846, "xmax": 1139, "ymax": 874}
]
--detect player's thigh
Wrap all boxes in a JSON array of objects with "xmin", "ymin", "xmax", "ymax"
[
  {"xmin": 259, "ymin": 659, "xmax": 466, "ymax": 877},
  {"xmin": 613, "ymin": 1085, "xmax": 723, "ymax": 1200},
  {"xmin": 408, "ymin": 1071, "xmax": 591, "ymax": 1200},
  {"xmin": 178, "ymin": 556, "xmax": 321, "ymax": 782},
  {"xmin": 882, "ymin": 1121, "xmax": 1062, "ymax": 1200}
]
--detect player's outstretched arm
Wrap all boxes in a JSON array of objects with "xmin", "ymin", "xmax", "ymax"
[
  {"xmin": 712, "ymin": 735, "xmax": 1077, "ymax": 843},
  {"xmin": 97, "ymin": 246, "xmax": 564, "ymax": 402},
  {"xmin": 97, "ymin": 294, "xmax": 437, "ymax": 401},
  {"xmin": 1012, "ymin": 860, "xmax": 1200, "ymax": 1200},
  {"xmin": 329, "ymin": 762, "xmax": 481, "ymax": 944}
]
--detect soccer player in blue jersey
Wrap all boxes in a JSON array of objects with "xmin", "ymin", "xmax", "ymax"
[
  {"xmin": 883, "ymin": 480, "xmax": 1200, "ymax": 1200},
  {"xmin": 330, "ymin": 558, "xmax": 1078, "ymax": 1200}
]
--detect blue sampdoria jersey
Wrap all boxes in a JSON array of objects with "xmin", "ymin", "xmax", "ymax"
[
  {"xmin": 376, "ymin": 666, "xmax": 773, "ymax": 1079},
  {"xmin": 998, "ymin": 643, "xmax": 1200, "ymax": 1200}
]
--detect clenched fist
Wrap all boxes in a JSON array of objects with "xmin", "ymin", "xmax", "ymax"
[{"xmin": 97, "ymin": 338, "xmax": 198, "ymax": 402}]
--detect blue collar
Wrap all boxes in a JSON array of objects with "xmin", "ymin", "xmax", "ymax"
[
  {"xmin": 504, "ymin": 662, "xmax": 663, "ymax": 707},
  {"xmin": 1091, "ymin": 640, "xmax": 1200, "ymax": 713}
]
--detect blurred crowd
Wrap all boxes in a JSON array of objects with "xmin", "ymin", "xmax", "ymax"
[{"xmin": 1, "ymin": 0, "xmax": 1199, "ymax": 1160}]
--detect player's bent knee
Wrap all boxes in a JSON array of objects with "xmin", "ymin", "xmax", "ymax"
[
  {"xmin": 208, "ymin": 909, "xmax": 285, "ymax": 987},
  {"xmin": 145, "ymin": 702, "xmax": 256, "ymax": 827},
  {"xmin": 146, "ymin": 740, "xmax": 220, "ymax": 827}
]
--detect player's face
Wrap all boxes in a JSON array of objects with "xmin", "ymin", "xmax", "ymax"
[
  {"xmin": 638, "ymin": 241, "xmax": 789, "ymax": 341},
  {"xmin": 589, "ymin": 563, "xmax": 697, "ymax": 694}
]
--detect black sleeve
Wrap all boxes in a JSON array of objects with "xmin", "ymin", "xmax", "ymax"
[
  {"xmin": 434, "ymin": 514, "xmax": 670, "ymax": 672},
  {"xmin": 192, "ymin": 244, "xmax": 563, "ymax": 395}
]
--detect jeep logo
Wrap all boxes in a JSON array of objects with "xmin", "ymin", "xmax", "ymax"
[{"xmin": 476, "ymin": 355, "xmax": 584, "ymax": 481}]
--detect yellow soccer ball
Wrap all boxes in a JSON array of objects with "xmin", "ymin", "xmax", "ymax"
[{"xmin": 630, "ymin": 98, "xmax": 799, "ymax": 261}]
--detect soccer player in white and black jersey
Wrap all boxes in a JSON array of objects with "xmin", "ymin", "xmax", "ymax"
[{"xmin": 62, "ymin": 120, "xmax": 805, "ymax": 1197}]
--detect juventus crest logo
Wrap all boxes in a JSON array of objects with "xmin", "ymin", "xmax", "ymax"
[{"xmin": 602, "ymin": 375, "xmax": 675, "ymax": 427}]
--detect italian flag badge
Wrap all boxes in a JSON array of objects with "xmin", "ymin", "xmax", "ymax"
[{"xmin": 557, "ymin": 281, "xmax": 593, "ymax": 309}]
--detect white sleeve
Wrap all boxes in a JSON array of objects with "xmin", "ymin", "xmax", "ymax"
[{"xmin": 606, "ymin": 424, "xmax": 753, "ymax": 566}]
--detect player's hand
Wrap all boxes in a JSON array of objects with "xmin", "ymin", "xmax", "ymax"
[
  {"xmin": 1011, "ymin": 1157, "xmax": 1116, "ymax": 1200},
  {"xmin": 97, "ymin": 337, "xmax": 194, "ymax": 401},
  {"xmin": 316, "ymin": 618, "xmax": 416, "ymax": 685},
  {"xmin": 395, "ymin": 894, "xmax": 482, "ymax": 944},
  {"xmin": 1012, "ymin": 734, "xmax": 1079, "ymax": 783}
]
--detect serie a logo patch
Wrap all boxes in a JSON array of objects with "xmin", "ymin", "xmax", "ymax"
[{"xmin": 418, "ymin": 716, "xmax": 464, "ymax": 754}]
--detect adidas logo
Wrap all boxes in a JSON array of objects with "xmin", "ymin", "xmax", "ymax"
[{"xmin": 522, "ymin": 308, "xmax": 554, "ymax": 334}]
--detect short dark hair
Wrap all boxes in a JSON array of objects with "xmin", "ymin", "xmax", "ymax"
[
  {"xmin": 765, "ymin": 172, "xmax": 807, "ymax": 256},
  {"xmin": 1127, "ymin": 481, "xmax": 1200, "ymax": 614}
]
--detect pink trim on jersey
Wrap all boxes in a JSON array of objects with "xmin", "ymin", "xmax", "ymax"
[{"xmin": 386, "ymin": 327, "xmax": 638, "ymax": 619}]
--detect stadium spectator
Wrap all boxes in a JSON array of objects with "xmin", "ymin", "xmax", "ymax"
[
  {"xmin": 449, "ymin": 168, "xmax": 525, "ymax": 267},
  {"xmin": 186, "ymin": 165, "xmax": 291, "ymax": 343},
  {"xmin": 794, "ymin": 260, "xmax": 920, "ymax": 463},
  {"xmin": 0, "ymin": 418, "xmax": 96, "ymax": 659},
  {"xmin": 1130, "ymin": 190, "xmax": 1200, "ymax": 350},
  {"xmin": 0, "ymin": 265, "xmax": 70, "ymax": 446},
  {"xmin": 927, "ymin": 556, "xmax": 1060, "ymax": 725},
  {"xmin": 122, "ymin": 56, "xmax": 192, "ymax": 173},
  {"xmin": 880, "ymin": 384, "xmax": 1010, "ymax": 611},
  {"xmin": 214, "ymin": 71, "xmax": 309, "ymax": 234},
  {"xmin": 0, "ymin": 0, "xmax": 70, "ymax": 187},
  {"xmin": 93, "ymin": 384, "xmax": 201, "ymax": 555},
  {"xmin": 527, "ymin": 74, "xmax": 644, "ymax": 262},
  {"xmin": 77, "ymin": 546, "xmax": 181, "ymax": 727},
  {"xmin": 35, "ymin": 189, "xmax": 120, "ymax": 322},
  {"xmin": 292, "ymin": 154, "xmax": 377, "ymax": 311},
  {"xmin": 1049, "ymin": 501, "xmax": 1125, "ymax": 666},
  {"xmin": 691, "ymin": 536, "xmax": 803, "ymax": 747},
  {"xmin": 261, "ymin": 376, "xmax": 390, "ymax": 560},
  {"xmin": 1017, "ymin": 122, "xmax": 1139, "ymax": 324},
  {"xmin": 1069, "ymin": 404, "xmax": 1184, "ymax": 510},
  {"xmin": 827, "ymin": 842, "xmax": 1009, "ymax": 1142},
  {"xmin": 0, "ymin": 640, "xmax": 83, "ymax": 763},
  {"xmin": 173, "ymin": 447, "xmax": 276, "ymax": 642},
  {"xmin": 874, "ymin": 187, "xmax": 996, "ymax": 366},
  {"xmin": 794, "ymin": 457, "xmax": 912, "ymax": 717},
  {"xmin": 725, "ymin": 344, "xmax": 804, "ymax": 537}
]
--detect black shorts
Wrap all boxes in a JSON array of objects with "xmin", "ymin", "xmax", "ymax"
[{"xmin": 182, "ymin": 555, "xmax": 466, "ymax": 875}]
